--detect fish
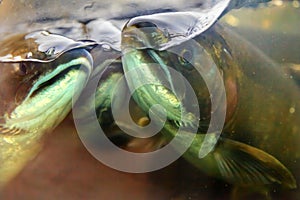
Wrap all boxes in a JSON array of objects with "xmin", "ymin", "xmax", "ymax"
[
  {"xmin": 121, "ymin": 21, "xmax": 300, "ymax": 196},
  {"xmin": 196, "ymin": 23, "xmax": 300, "ymax": 197},
  {"xmin": 0, "ymin": 37, "xmax": 93, "ymax": 187}
]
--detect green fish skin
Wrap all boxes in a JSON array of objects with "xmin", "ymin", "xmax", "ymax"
[
  {"xmin": 121, "ymin": 23, "xmax": 298, "ymax": 190},
  {"xmin": 0, "ymin": 49, "xmax": 93, "ymax": 187}
]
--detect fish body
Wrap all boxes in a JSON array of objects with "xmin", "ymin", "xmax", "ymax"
[
  {"xmin": 203, "ymin": 23, "xmax": 300, "ymax": 188},
  {"xmin": 197, "ymin": 23, "xmax": 300, "ymax": 170},
  {"xmin": 121, "ymin": 21, "xmax": 299, "ymax": 192}
]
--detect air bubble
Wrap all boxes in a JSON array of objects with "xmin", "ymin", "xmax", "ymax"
[
  {"xmin": 102, "ymin": 44, "xmax": 111, "ymax": 51},
  {"xmin": 289, "ymin": 107, "xmax": 296, "ymax": 114},
  {"xmin": 26, "ymin": 52, "xmax": 33, "ymax": 58},
  {"xmin": 46, "ymin": 47, "xmax": 56, "ymax": 55}
]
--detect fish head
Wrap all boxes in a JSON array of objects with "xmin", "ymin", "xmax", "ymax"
[
  {"xmin": 0, "ymin": 47, "xmax": 93, "ymax": 187},
  {"xmin": 122, "ymin": 23, "xmax": 227, "ymax": 130},
  {"xmin": 0, "ymin": 48, "xmax": 93, "ymax": 135}
]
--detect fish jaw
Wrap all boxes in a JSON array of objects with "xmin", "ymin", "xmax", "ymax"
[
  {"xmin": 0, "ymin": 48, "xmax": 93, "ymax": 187},
  {"xmin": 122, "ymin": 48, "xmax": 199, "ymax": 129},
  {"xmin": 2, "ymin": 68, "xmax": 85, "ymax": 134},
  {"xmin": 0, "ymin": 49, "xmax": 92, "ymax": 135}
]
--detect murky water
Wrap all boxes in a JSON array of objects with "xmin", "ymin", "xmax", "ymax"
[{"xmin": 0, "ymin": 0, "xmax": 300, "ymax": 199}]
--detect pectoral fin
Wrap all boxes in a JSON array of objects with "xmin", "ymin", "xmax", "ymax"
[
  {"xmin": 183, "ymin": 134, "xmax": 296, "ymax": 189},
  {"xmin": 211, "ymin": 138, "xmax": 296, "ymax": 189}
]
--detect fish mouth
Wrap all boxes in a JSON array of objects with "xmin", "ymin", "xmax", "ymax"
[
  {"xmin": 27, "ymin": 62, "xmax": 83, "ymax": 100},
  {"xmin": 0, "ymin": 49, "xmax": 93, "ymax": 135},
  {"xmin": 122, "ymin": 48, "xmax": 199, "ymax": 129}
]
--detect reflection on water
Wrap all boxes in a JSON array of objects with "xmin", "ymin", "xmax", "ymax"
[{"xmin": 0, "ymin": 1, "xmax": 300, "ymax": 200}]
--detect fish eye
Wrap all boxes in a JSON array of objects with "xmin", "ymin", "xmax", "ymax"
[
  {"xmin": 178, "ymin": 48, "xmax": 194, "ymax": 69},
  {"xmin": 18, "ymin": 62, "xmax": 27, "ymax": 75}
]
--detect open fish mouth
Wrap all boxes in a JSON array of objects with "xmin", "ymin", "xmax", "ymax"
[
  {"xmin": 0, "ymin": 48, "xmax": 93, "ymax": 187},
  {"xmin": 0, "ymin": 48, "xmax": 93, "ymax": 135}
]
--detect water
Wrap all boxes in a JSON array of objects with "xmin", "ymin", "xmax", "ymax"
[{"xmin": 0, "ymin": 0, "xmax": 300, "ymax": 199}]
